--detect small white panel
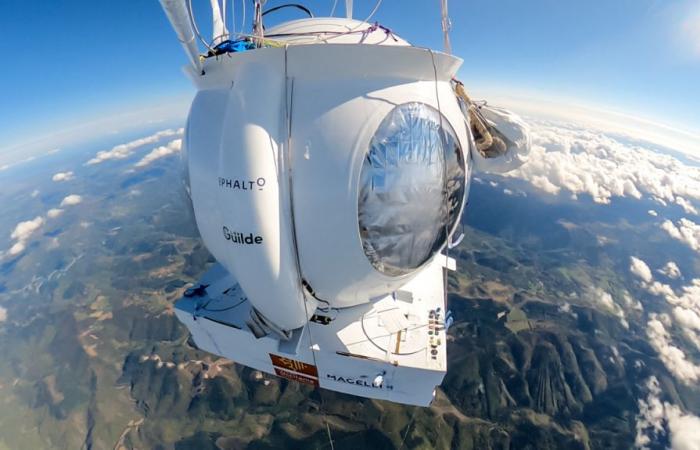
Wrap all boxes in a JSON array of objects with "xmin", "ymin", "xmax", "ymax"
[{"xmin": 378, "ymin": 307, "xmax": 410, "ymax": 334}]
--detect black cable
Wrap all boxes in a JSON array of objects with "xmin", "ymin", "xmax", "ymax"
[
  {"xmin": 301, "ymin": 279, "xmax": 335, "ymax": 313},
  {"xmin": 200, "ymin": 297, "xmax": 248, "ymax": 312},
  {"xmin": 262, "ymin": 3, "xmax": 313, "ymax": 18}
]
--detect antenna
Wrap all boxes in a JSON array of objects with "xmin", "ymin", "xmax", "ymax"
[
  {"xmin": 159, "ymin": 0, "xmax": 202, "ymax": 70},
  {"xmin": 345, "ymin": 0, "xmax": 353, "ymax": 18}
]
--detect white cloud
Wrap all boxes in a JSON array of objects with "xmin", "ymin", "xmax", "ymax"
[
  {"xmin": 668, "ymin": 279, "xmax": 700, "ymax": 311},
  {"xmin": 46, "ymin": 208, "xmax": 64, "ymax": 219},
  {"xmin": 30, "ymin": 189, "xmax": 40, "ymax": 198},
  {"xmin": 134, "ymin": 138, "xmax": 182, "ymax": 168},
  {"xmin": 676, "ymin": 196, "xmax": 699, "ymax": 215},
  {"xmin": 505, "ymin": 120, "xmax": 700, "ymax": 209},
  {"xmin": 51, "ymin": 171, "xmax": 74, "ymax": 182},
  {"xmin": 630, "ymin": 257, "xmax": 653, "ymax": 283},
  {"xmin": 648, "ymin": 210, "xmax": 658, "ymax": 217},
  {"xmin": 635, "ymin": 376, "xmax": 700, "ymax": 450},
  {"xmin": 85, "ymin": 128, "xmax": 183, "ymax": 165},
  {"xmin": 673, "ymin": 307, "xmax": 700, "ymax": 332},
  {"xmin": 0, "ymin": 306, "xmax": 6, "ymax": 322},
  {"xmin": 4, "ymin": 193, "xmax": 83, "ymax": 256},
  {"xmin": 529, "ymin": 175, "xmax": 561, "ymax": 195},
  {"xmin": 8, "ymin": 242, "xmax": 25, "ymax": 256},
  {"xmin": 635, "ymin": 377, "xmax": 665, "ymax": 449},
  {"xmin": 667, "ymin": 405, "xmax": 700, "ymax": 450},
  {"xmin": 590, "ymin": 287, "xmax": 628, "ymax": 329},
  {"xmin": 665, "ymin": 280, "xmax": 700, "ymax": 351},
  {"xmin": 647, "ymin": 281, "xmax": 677, "ymax": 298},
  {"xmin": 6, "ymin": 216, "xmax": 45, "ymax": 257},
  {"xmin": 622, "ymin": 291, "xmax": 644, "ymax": 312},
  {"xmin": 662, "ymin": 218, "xmax": 700, "ymax": 251},
  {"xmin": 638, "ymin": 265, "xmax": 700, "ymax": 379},
  {"xmin": 654, "ymin": 196, "xmax": 669, "ymax": 207},
  {"xmin": 60, "ymin": 195, "xmax": 82, "ymax": 207},
  {"xmin": 10, "ymin": 216, "xmax": 44, "ymax": 242},
  {"xmin": 557, "ymin": 219, "xmax": 579, "ymax": 230},
  {"xmin": 646, "ymin": 316, "xmax": 700, "ymax": 383},
  {"xmin": 659, "ymin": 261, "xmax": 682, "ymax": 279},
  {"xmin": 597, "ymin": 290, "xmax": 615, "ymax": 310},
  {"xmin": 46, "ymin": 237, "xmax": 60, "ymax": 250}
]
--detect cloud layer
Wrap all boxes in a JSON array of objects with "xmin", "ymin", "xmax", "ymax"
[
  {"xmin": 5, "ymin": 127, "xmax": 185, "ymax": 258},
  {"xmin": 6, "ymin": 194, "xmax": 83, "ymax": 257},
  {"xmin": 630, "ymin": 256, "xmax": 700, "ymax": 383},
  {"xmin": 134, "ymin": 138, "xmax": 182, "ymax": 168},
  {"xmin": 662, "ymin": 218, "xmax": 700, "ymax": 251},
  {"xmin": 636, "ymin": 376, "xmax": 700, "ymax": 450},
  {"xmin": 505, "ymin": 120, "xmax": 700, "ymax": 213},
  {"xmin": 85, "ymin": 128, "xmax": 183, "ymax": 165}
]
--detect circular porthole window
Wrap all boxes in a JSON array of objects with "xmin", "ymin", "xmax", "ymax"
[{"xmin": 358, "ymin": 102, "xmax": 466, "ymax": 276}]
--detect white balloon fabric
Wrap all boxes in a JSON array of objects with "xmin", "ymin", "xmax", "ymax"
[{"xmin": 470, "ymin": 105, "xmax": 531, "ymax": 174}]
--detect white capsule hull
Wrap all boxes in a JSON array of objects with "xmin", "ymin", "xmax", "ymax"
[{"xmin": 186, "ymin": 43, "xmax": 467, "ymax": 330}]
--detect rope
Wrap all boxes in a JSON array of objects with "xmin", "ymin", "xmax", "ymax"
[
  {"xmin": 185, "ymin": 0, "xmax": 391, "ymax": 63},
  {"xmin": 427, "ymin": 56, "xmax": 451, "ymax": 450},
  {"xmin": 429, "ymin": 48, "xmax": 451, "ymax": 293},
  {"xmin": 199, "ymin": 296, "xmax": 247, "ymax": 312},
  {"xmin": 454, "ymin": 81, "xmax": 492, "ymax": 152},
  {"xmin": 197, "ymin": 0, "xmax": 390, "ymax": 50},
  {"xmin": 452, "ymin": 80, "xmax": 508, "ymax": 155},
  {"xmin": 263, "ymin": 3, "xmax": 314, "ymax": 18},
  {"xmin": 398, "ymin": 407, "xmax": 419, "ymax": 449},
  {"xmin": 283, "ymin": 45, "xmax": 335, "ymax": 450},
  {"xmin": 312, "ymin": 0, "xmax": 384, "ymax": 44},
  {"xmin": 187, "ymin": 0, "xmax": 215, "ymax": 51}
]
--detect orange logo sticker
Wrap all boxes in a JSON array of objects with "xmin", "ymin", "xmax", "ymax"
[
  {"xmin": 274, "ymin": 368, "xmax": 319, "ymax": 387},
  {"xmin": 269, "ymin": 354, "xmax": 318, "ymax": 378}
]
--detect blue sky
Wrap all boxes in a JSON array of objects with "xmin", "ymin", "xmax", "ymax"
[{"xmin": 1, "ymin": 0, "xmax": 699, "ymax": 162}]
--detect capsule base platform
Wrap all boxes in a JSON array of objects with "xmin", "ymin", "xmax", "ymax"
[{"xmin": 174, "ymin": 260, "xmax": 452, "ymax": 406}]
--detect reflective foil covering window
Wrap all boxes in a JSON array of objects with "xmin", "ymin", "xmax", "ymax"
[{"xmin": 358, "ymin": 102, "xmax": 466, "ymax": 276}]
